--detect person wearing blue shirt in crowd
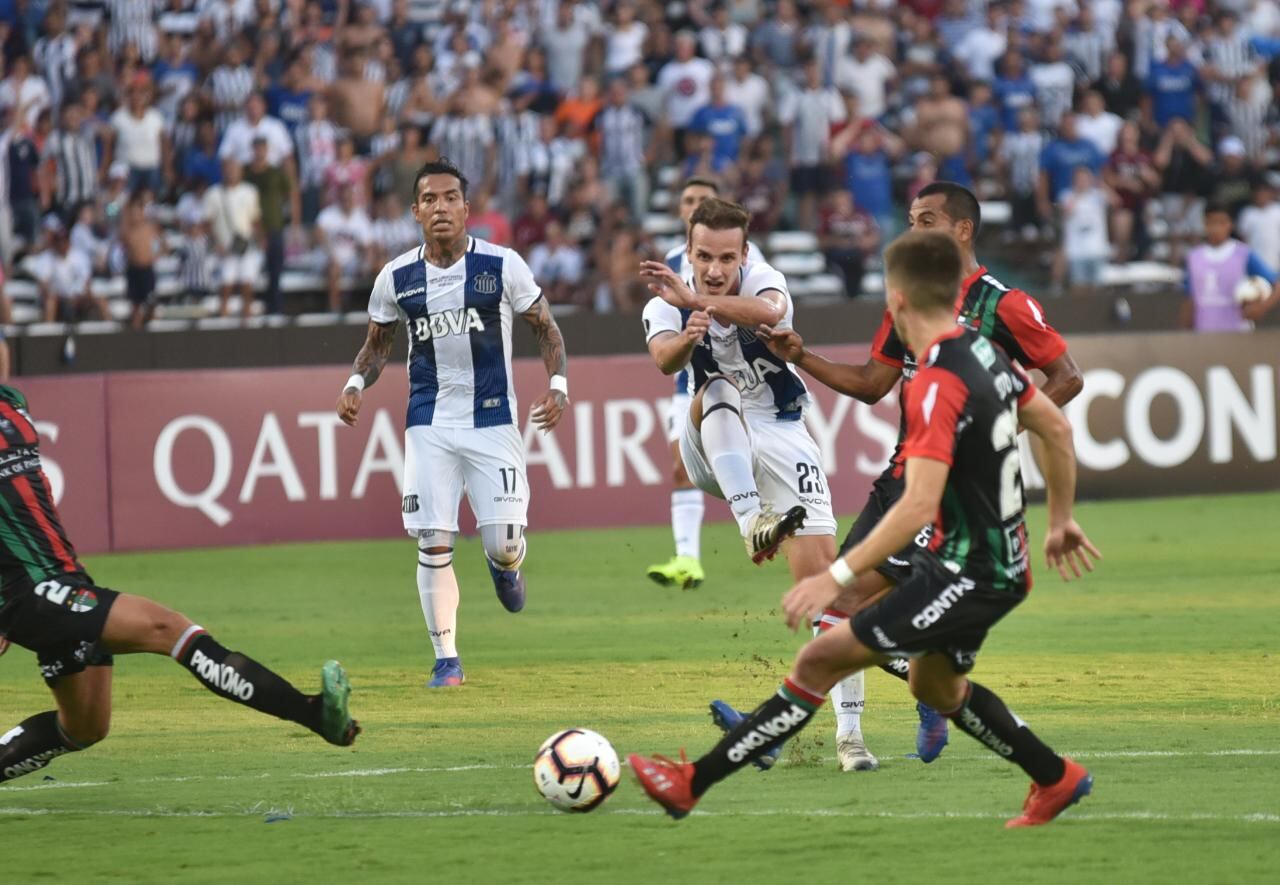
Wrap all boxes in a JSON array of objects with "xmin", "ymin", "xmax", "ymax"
[
  {"xmin": 967, "ymin": 82, "xmax": 999, "ymax": 168},
  {"xmin": 994, "ymin": 51, "xmax": 1037, "ymax": 132},
  {"xmin": 182, "ymin": 118, "xmax": 223, "ymax": 187},
  {"xmin": 841, "ymin": 127, "xmax": 895, "ymax": 230},
  {"xmin": 1038, "ymin": 113, "xmax": 1104, "ymax": 212},
  {"xmin": 1145, "ymin": 37, "xmax": 1200, "ymax": 128},
  {"xmin": 266, "ymin": 54, "xmax": 313, "ymax": 135},
  {"xmin": 689, "ymin": 77, "xmax": 749, "ymax": 167}
]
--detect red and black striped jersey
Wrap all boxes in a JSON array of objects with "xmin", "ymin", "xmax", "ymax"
[
  {"xmin": 902, "ymin": 327, "xmax": 1036, "ymax": 592},
  {"xmin": 869, "ymin": 266, "xmax": 1066, "ymax": 474},
  {"xmin": 0, "ymin": 386, "xmax": 88, "ymax": 600}
]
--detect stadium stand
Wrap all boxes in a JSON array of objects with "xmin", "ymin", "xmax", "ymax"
[{"xmin": 0, "ymin": 0, "xmax": 1278, "ymax": 336}]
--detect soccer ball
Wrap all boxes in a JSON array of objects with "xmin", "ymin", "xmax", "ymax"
[
  {"xmin": 1234, "ymin": 275, "xmax": 1271, "ymax": 304},
  {"xmin": 533, "ymin": 728, "xmax": 621, "ymax": 813}
]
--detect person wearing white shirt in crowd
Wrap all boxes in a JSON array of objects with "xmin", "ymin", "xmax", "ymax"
[
  {"xmin": 218, "ymin": 92, "xmax": 295, "ymax": 168},
  {"xmin": 952, "ymin": 5, "xmax": 1008, "ymax": 82},
  {"xmin": 1075, "ymin": 90, "xmax": 1124, "ymax": 157},
  {"xmin": 658, "ymin": 32, "xmax": 716, "ymax": 156},
  {"xmin": 316, "ymin": 182, "xmax": 376, "ymax": 313},
  {"xmin": 1248, "ymin": 0, "xmax": 1280, "ymax": 37},
  {"xmin": 1030, "ymin": 41, "xmax": 1075, "ymax": 129},
  {"xmin": 724, "ymin": 55, "xmax": 771, "ymax": 138},
  {"xmin": 1238, "ymin": 184, "xmax": 1280, "ymax": 273},
  {"xmin": 835, "ymin": 36, "xmax": 896, "ymax": 119},
  {"xmin": 0, "ymin": 55, "xmax": 50, "ymax": 127},
  {"xmin": 604, "ymin": 2, "xmax": 648, "ymax": 76},
  {"xmin": 108, "ymin": 81, "xmax": 168, "ymax": 195},
  {"xmin": 35, "ymin": 216, "xmax": 108, "ymax": 323},
  {"xmin": 203, "ymin": 157, "xmax": 263, "ymax": 319},
  {"xmin": 528, "ymin": 220, "xmax": 584, "ymax": 304},
  {"xmin": 780, "ymin": 60, "xmax": 846, "ymax": 232},
  {"xmin": 1061, "ymin": 167, "xmax": 1117, "ymax": 293},
  {"xmin": 699, "ymin": 4, "xmax": 748, "ymax": 63},
  {"xmin": 370, "ymin": 191, "xmax": 420, "ymax": 267}
]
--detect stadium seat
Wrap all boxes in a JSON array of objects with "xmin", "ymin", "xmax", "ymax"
[
  {"xmin": 1099, "ymin": 261, "xmax": 1183, "ymax": 287},
  {"xmin": 861, "ymin": 272, "xmax": 885, "ymax": 294},
  {"xmin": 643, "ymin": 214, "xmax": 683, "ymax": 236},
  {"xmin": 979, "ymin": 201, "xmax": 1012, "ymax": 226},
  {"xmin": 769, "ymin": 253, "xmax": 826, "ymax": 276},
  {"xmin": 650, "ymin": 190, "xmax": 672, "ymax": 211},
  {"xmin": 657, "ymin": 167, "xmax": 681, "ymax": 187},
  {"xmin": 766, "ymin": 231, "xmax": 819, "ymax": 254}
]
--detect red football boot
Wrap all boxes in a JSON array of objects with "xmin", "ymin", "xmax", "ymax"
[
  {"xmin": 628, "ymin": 751, "xmax": 699, "ymax": 820},
  {"xmin": 1005, "ymin": 757, "xmax": 1094, "ymax": 828}
]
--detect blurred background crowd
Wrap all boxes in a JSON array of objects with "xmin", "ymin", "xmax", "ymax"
[{"xmin": 0, "ymin": 0, "xmax": 1278, "ymax": 329}]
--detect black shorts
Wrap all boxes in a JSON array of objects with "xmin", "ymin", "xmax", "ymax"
[
  {"xmin": 0, "ymin": 577, "xmax": 118, "ymax": 685},
  {"xmin": 126, "ymin": 265, "xmax": 157, "ymax": 307},
  {"xmin": 851, "ymin": 552, "xmax": 1024, "ymax": 674},
  {"xmin": 789, "ymin": 164, "xmax": 830, "ymax": 195},
  {"xmin": 840, "ymin": 469, "xmax": 926, "ymax": 584}
]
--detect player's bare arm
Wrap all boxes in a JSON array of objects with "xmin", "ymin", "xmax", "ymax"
[
  {"xmin": 1019, "ymin": 388, "xmax": 1101, "ymax": 580},
  {"xmin": 758, "ymin": 325, "xmax": 902, "ymax": 405},
  {"xmin": 639, "ymin": 260, "xmax": 785, "ymax": 328},
  {"xmin": 1037, "ymin": 351, "xmax": 1084, "ymax": 407},
  {"xmin": 648, "ymin": 310, "xmax": 711, "ymax": 374},
  {"xmin": 782, "ymin": 457, "xmax": 948, "ymax": 630},
  {"xmin": 337, "ymin": 320, "xmax": 397, "ymax": 426},
  {"xmin": 521, "ymin": 297, "xmax": 569, "ymax": 431}
]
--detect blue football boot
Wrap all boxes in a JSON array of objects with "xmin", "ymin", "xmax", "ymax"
[
  {"xmin": 428, "ymin": 656, "xmax": 465, "ymax": 688},
  {"xmin": 709, "ymin": 699, "xmax": 782, "ymax": 770}
]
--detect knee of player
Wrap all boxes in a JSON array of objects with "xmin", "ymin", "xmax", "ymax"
[
  {"xmin": 61, "ymin": 713, "xmax": 110, "ymax": 748},
  {"xmin": 702, "ymin": 374, "xmax": 742, "ymax": 406},
  {"xmin": 909, "ymin": 672, "xmax": 965, "ymax": 712},
  {"xmin": 482, "ymin": 527, "xmax": 526, "ymax": 569}
]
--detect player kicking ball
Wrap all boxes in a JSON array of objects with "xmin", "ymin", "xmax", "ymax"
[
  {"xmin": 337, "ymin": 158, "xmax": 568, "ymax": 688},
  {"xmin": 630, "ymin": 231, "xmax": 1101, "ymax": 828},
  {"xmin": 641, "ymin": 198, "xmax": 877, "ymax": 771},
  {"xmin": 0, "ymin": 387, "xmax": 357, "ymax": 786}
]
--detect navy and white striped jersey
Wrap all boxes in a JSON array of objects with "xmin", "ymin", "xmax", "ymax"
[
  {"xmin": 643, "ymin": 259, "xmax": 809, "ymax": 421},
  {"xmin": 663, "ymin": 239, "xmax": 765, "ymax": 397},
  {"xmin": 368, "ymin": 237, "xmax": 543, "ymax": 430}
]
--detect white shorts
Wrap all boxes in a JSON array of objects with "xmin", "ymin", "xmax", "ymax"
[
  {"xmin": 678, "ymin": 409, "xmax": 836, "ymax": 537},
  {"xmin": 667, "ymin": 392, "xmax": 692, "ymax": 444},
  {"xmin": 220, "ymin": 248, "xmax": 263, "ymax": 285},
  {"xmin": 402, "ymin": 424, "xmax": 529, "ymax": 535}
]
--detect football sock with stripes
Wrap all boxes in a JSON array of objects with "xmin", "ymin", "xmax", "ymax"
[
  {"xmin": 944, "ymin": 680, "xmax": 1065, "ymax": 786},
  {"xmin": 0, "ymin": 711, "xmax": 85, "ymax": 783},
  {"xmin": 171, "ymin": 626, "xmax": 322, "ymax": 733},
  {"xmin": 418, "ymin": 547, "xmax": 460, "ymax": 658},
  {"xmin": 691, "ymin": 679, "xmax": 824, "ymax": 797},
  {"xmin": 814, "ymin": 610, "xmax": 865, "ymax": 736},
  {"xmin": 671, "ymin": 489, "xmax": 703, "ymax": 560}
]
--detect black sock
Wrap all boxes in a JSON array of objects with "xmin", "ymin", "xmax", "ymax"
[
  {"xmin": 879, "ymin": 659, "xmax": 911, "ymax": 682},
  {"xmin": 691, "ymin": 679, "xmax": 824, "ymax": 797},
  {"xmin": 0, "ymin": 711, "xmax": 84, "ymax": 783},
  {"xmin": 174, "ymin": 628, "xmax": 322, "ymax": 734},
  {"xmin": 945, "ymin": 681, "xmax": 1066, "ymax": 786}
]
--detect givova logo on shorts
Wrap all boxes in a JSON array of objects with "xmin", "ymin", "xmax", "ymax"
[{"xmin": 411, "ymin": 308, "xmax": 485, "ymax": 343}]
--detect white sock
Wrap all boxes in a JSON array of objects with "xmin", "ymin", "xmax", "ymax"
[
  {"xmin": 417, "ymin": 551, "xmax": 459, "ymax": 659},
  {"xmin": 814, "ymin": 611, "xmax": 865, "ymax": 737},
  {"xmin": 700, "ymin": 404, "xmax": 760, "ymax": 533},
  {"xmin": 671, "ymin": 489, "xmax": 703, "ymax": 560}
]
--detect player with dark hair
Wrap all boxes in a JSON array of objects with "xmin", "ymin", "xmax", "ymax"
[
  {"xmin": 711, "ymin": 180, "xmax": 1084, "ymax": 766},
  {"xmin": 0, "ymin": 387, "xmax": 358, "ymax": 784},
  {"xmin": 647, "ymin": 177, "xmax": 765, "ymax": 592},
  {"xmin": 629, "ymin": 230, "xmax": 1101, "ymax": 827},
  {"xmin": 337, "ymin": 156, "xmax": 569, "ymax": 688}
]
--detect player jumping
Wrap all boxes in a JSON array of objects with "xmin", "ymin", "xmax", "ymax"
[
  {"xmin": 712, "ymin": 181, "xmax": 1084, "ymax": 767},
  {"xmin": 641, "ymin": 197, "xmax": 877, "ymax": 771},
  {"xmin": 629, "ymin": 230, "xmax": 1101, "ymax": 827},
  {"xmin": 646, "ymin": 177, "xmax": 765, "ymax": 592},
  {"xmin": 337, "ymin": 157, "xmax": 568, "ymax": 688},
  {"xmin": 0, "ymin": 386, "xmax": 357, "ymax": 786}
]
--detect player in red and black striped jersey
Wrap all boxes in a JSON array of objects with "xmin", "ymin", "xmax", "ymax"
[
  {"xmin": 629, "ymin": 231, "xmax": 1101, "ymax": 828},
  {"xmin": 0, "ymin": 386, "xmax": 359, "ymax": 785},
  {"xmin": 752, "ymin": 182, "xmax": 1084, "ymax": 762}
]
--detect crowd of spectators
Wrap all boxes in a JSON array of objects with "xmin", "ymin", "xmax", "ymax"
[{"xmin": 1, "ymin": 0, "xmax": 1279, "ymax": 326}]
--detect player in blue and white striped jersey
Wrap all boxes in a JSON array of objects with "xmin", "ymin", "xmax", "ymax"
[
  {"xmin": 647, "ymin": 177, "xmax": 765, "ymax": 592},
  {"xmin": 337, "ymin": 158, "xmax": 568, "ymax": 689}
]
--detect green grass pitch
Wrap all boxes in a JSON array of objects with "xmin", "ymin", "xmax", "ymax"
[{"xmin": 1, "ymin": 493, "xmax": 1277, "ymax": 884}]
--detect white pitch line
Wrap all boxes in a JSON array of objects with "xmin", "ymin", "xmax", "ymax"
[
  {"xmin": 2, "ymin": 748, "xmax": 1276, "ymax": 794},
  {"xmin": 0, "ymin": 806, "xmax": 1275, "ymax": 824}
]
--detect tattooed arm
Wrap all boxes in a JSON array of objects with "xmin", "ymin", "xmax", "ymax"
[
  {"xmin": 520, "ymin": 298, "xmax": 568, "ymax": 431},
  {"xmin": 336, "ymin": 320, "xmax": 397, "ymax": 426}
]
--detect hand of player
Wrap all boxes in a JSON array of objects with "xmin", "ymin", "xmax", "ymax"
[
  {"xmin": 336, "ymin": 388, "xmax": 362, "ymax": 426},
  {"xmin": 1044, "ymin": 520, "xmax": 1102, "ymax": 581},
  {"xmin": 639, "ymin": 260, "xmax": 698, "ymax": 309},
  {"xmin": 682, "ymin": 309, "xmax": 711, "ymax": 343},
  {"xmin": 757, "ymin": 324, "xmax": 805, "ymax": 363},
  {"xmin": 782, "ymin": 570, "xmax": 842, "ymax": 632},
  {"xmin": 1242, "ymin": 298, "xmax": 1273, "ymax": 323},
  {"xmin": 530, "ymin": 390, "xmax": 567, "ymax": 432}
]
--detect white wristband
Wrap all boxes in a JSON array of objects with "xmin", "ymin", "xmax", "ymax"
[
  {"xmin": 828, "ymin": 558, "xmax": 856, "ymax": 589},
  {"xmin": 550, "ymin": 375, "xmax": 568, "ymax": 397},
  {"xmin": 344, "ymin": 374, "xmax": 365, "ymax": 394}
]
